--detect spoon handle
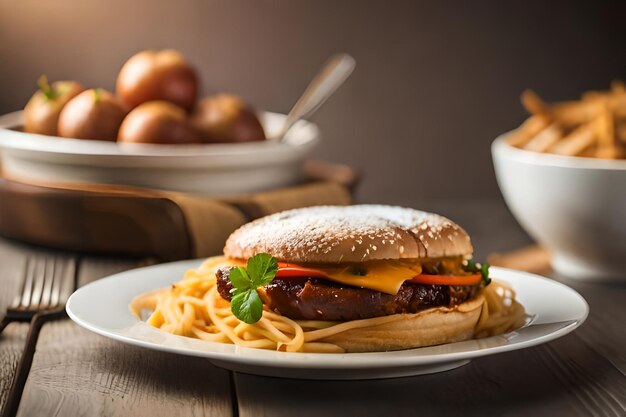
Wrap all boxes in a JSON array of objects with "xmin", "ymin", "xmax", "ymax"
[{"xmin": 276, "ymin": 53, "xmax": 356, "ymax": 141}]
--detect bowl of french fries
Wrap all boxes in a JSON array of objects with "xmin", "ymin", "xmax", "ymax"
[{"xmin": 492, "ymin": 82, "xmax": 626, "ymax": 281}]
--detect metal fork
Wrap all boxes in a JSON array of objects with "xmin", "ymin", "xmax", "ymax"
[{"xmin": 0, "ymin": 256, "xmax": 75, "ymax": 334}]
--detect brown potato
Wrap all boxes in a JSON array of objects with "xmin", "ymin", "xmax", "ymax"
[
  {"xmin": 116, "ymin": 50, "xmax": 198, "ymax": 111},
  {"xmin": 57, "ymin": 89, "xmax": 126, "ymax": 141},
  {"xmin": 117, "ymin": 100, "xmax": 201, "ymax": 144},
  {"xmin": 190, "ymin": 94, "xmax": 266, "ymax": 143},
  {"xmin": 23, "ymin": 76, "xmax": 84, "ymax": 135}
]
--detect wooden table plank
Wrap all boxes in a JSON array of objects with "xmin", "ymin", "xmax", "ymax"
[
  {"xmin": 559, "ymin": 276, "xmax": 626, "ymax": 374},
  {"xmin": 15, "ymin": 257, "xmax": 234, "ymax": 417},
  {"xmin": 0, "ymin": 238, "xmax": 35, "ymax": 414},
  {"xmin": 234, "ymin": 333, "xmax": 625, "ymax": 417},
  {"xmin": 16, "ymin": 321, "xmax": 234, "ymax": 417},
  {"xmin": 0, "ymin": 240, "xmax": 28, "ymax": 311},
  {"xmin": 0, "ymin": 323, "xmax": 27, "ymax": 414}
]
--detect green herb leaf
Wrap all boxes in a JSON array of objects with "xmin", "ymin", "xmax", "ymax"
[
  {"xmin": 247, "ymin": 253, "xmax": 278, "ymax": 287},
  {"xmin": 227, "ymin": 253, "xmax": 278, "ymax": 324},
  {"xmin": 464, "ymin": 259, "xmax": 491, "ymax": 285},
  {"xmin": 465, "ymin": 259, "xmax": 477, "ymax": 271},
  {"xmin": 228, "ymin": 266, "xmax": 251, "ymax": 291},
  {"xmin": 481, "ymin": 262, "xmax": 491, "ymax": 285},
  {"xmin": 230, "ymin": 290, "xmax": 263, "ymax": 324}
]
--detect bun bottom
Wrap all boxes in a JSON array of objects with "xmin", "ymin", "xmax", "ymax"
[{"xmin": 319, "ymin": 296, "xmax": 485, "ymax": 353}]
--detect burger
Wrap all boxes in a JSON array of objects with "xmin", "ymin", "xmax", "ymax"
[{"xmin": 213, "ymin": 204, "xmax": 497, "ymax": 352}]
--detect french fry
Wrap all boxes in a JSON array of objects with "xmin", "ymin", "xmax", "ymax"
[
  {"xmin": 610, "ymin": 92, "xmax": 626, "ymax": 119},
  {"xmin": 595, "ymin": 100, "xmax": 617, "ymax": 159},
  {"xmin": 581, "ymin": 90, "xmax": 607, "ymax": 102},
  {"xmin": 617, "ymin": 122, "xmax": 626, "ymax": 145},
  {"xmin": 509, "ymin": 81, "xmax": 626, "ymax": 159},
  {"xmin": 611, "ymin": 80, "xmax": 625, "ymax": 95},
  {"xmin": 507, "ymin": 115, "xmax": 549, "ymax": 147},
  {"xmin": 608, "ymin": 80, "xmax": 626, "ymax": 119},
  {"xmin": 596, "ymin": 148, "xmax": 620, "ymax": 159},
  {"xmin": 524, "ymin": 124, "xmax": 561, "ymax": 152},
  {"xmin": 521, "ymin": 90, "xmax": 549, "ymax": 116},
  {"xmin": 551, "ymin": 99, "xmax": 600, "ymax": 127},
  {"xmin": 523, "ymin": 93, "xmax": 601, "ymax": 128},
  {"xmin": 548, "ymin": 123, "xmax": 595, "ymax": 156},
  {"xmin": 579, "ymin": 146, "xmax": 598, "ymax": 158},
  {"xmin": 514, "ymin": 82, "xmax": 625, "ymax": 159}
]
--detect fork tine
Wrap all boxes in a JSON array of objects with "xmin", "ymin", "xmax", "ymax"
[
  {"xmin": 49, "ymin": 259, "xmax": 62, "ymax": 308},
  {"xmin": 29, "ymin": 258, "xmax": 47, "ymax": 308},
  {"xmin": 20, "ymin": 258, "xmax": 35, "ymax": 308},
  {"xmin": 58, "ymin": 259, "xmax": 76, "ymax": 306},
  {"xmin": 11, "ymin": 258, "xmax": 29, "ymax": 309},
  {"xmin": 49, "ymin": 257, "xmax": 76, "ymax": 308},
  {"xmin": 40, "ymin": 258, "xmax": 55, "ymax": 308}
]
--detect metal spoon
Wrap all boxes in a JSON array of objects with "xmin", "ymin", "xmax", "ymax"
[{"xmin": 273, "ymin": 53, "xmax": 356, "ymax": 142}]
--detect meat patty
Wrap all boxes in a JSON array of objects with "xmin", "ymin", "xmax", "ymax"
[{"xmin": 216, "ymin": 266, "xmax": 481, "ymax": 321}]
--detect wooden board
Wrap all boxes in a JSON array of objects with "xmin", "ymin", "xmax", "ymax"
[
  {"xmin": 0, "ymin": 179, "xmax": 192, "ymax": 261},
  {"xmin": 0, "ymin": 162, "xmax": 356, "ymax": 261}
]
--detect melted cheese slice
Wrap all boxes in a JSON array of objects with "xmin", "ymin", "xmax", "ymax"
[
  {"xmin": 212, "ymin": 256, "xmax": 421, "ymax": 295},
  {"xmin": 318, "ymin": 262, "xmax": 421, "ymax": 295}
]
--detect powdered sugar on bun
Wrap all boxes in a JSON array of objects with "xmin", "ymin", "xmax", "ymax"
[{"xmin": 224, "ymin": 205, "xmax": 473, "ymax": 263}]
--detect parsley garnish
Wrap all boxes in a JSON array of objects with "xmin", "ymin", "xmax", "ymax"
[
  {"xmin": 228, "ymin": 253, "xmax": 278, "ymax": 324},
  {"xmin": 464, "ymin": 259, "xmax": 491, "ymax": 285}
]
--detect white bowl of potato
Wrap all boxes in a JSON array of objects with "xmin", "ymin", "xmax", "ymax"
[
  {"xmin": 492, "ymin": 84, "xmax": 626, "ymax": 281},
  {"xmin": 0, "ymin": 50, "xmax": 322, "ymax": 196},
  {"xmin": 0, "ymin": 110, "xmax": 320, "ymax": 196}
]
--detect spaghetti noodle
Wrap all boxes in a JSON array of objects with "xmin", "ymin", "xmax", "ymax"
[{"xmin": 131, "ymin": 257, "xmax": 526, "ymax": 353}]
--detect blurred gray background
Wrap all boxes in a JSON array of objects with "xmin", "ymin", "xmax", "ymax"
[{"xmin": 1, "ymin": 0, "xmax": 624, "ymax": 203}]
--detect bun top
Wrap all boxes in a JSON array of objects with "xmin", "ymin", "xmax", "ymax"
[{"xmin": 224, "ymin": 205, "xmax": 473, "ymax": 263}]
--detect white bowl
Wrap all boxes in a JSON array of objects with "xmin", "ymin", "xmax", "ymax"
[
  {"xmin": 0, "ymin": 111, "xmax": 319, "ymax": 196},
  {"xmin": 492, "ymin": 133, "xmax": 626, "ymax": 282}
]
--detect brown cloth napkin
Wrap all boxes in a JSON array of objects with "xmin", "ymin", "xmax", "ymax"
[
  {"xmin": 0, "ymin": 166, "xmax": 353, "ymax": 260},
  {"xmin": 172, "ymin": 182, "xmax": 352, "ymax": 257}
]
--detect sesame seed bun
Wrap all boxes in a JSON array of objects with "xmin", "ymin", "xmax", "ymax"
[{"xmin": 224, "ymin": 205, "xmax": 473, "ymax": 263}]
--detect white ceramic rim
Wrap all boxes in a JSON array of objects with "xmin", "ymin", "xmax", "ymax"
[
  {"xmin": 493, "ymin": 130, "xmax": 626, "ymax": 171},
  {"xmin": 0, "ymin": 110, "xmax": 319, "ymax": 158},
  {"xmin": 66, "ymin": 260, "xmax": 589, "ymax": 370}
]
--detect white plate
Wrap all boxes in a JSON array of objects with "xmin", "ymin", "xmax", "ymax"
[
  {"xmin": 66, "ymin": 261, "xmax": 588, "ymax": 380},
  {"xmin": 0, "ymin": 111, "xmax": 319, "ymax": 195}
]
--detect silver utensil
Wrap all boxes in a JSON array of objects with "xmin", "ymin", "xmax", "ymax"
[
  {"xmin": 0, "ymin": 256, "xmax": 75, "ymax": 333},
  {"xmin": 273, "ymin": 53, "xmax": 356, "ymax": 142}
]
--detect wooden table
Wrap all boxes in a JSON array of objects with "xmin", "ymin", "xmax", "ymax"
[{"xmin": 1, "ymin": 199, "xmax": 624, "ymax": 417}]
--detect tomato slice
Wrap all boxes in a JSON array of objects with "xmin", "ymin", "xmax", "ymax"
[
  {"xmin": 276, "ymin": 262, "xmax": 482, "ymax": 286},
  {"xmin": 407, "ymin": 273, "xmax": 482, "ymax": 286},
  {"xmin": 276, "ymin": 262, "xmax": 330, "ymax": 279}
]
